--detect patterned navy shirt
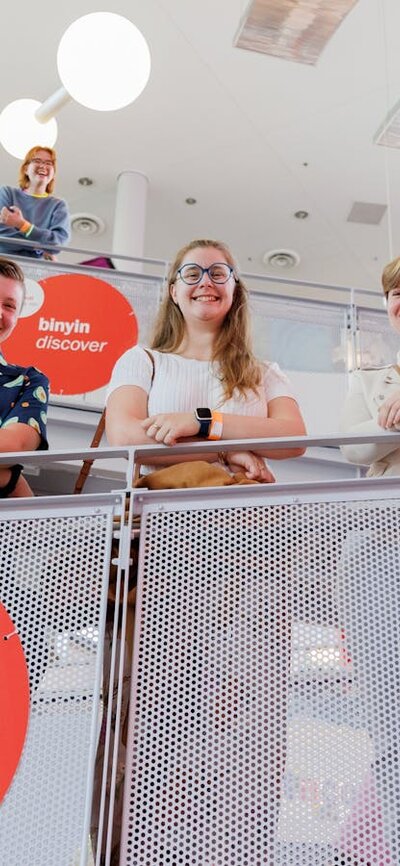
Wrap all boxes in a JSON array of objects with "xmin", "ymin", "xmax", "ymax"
[{"xmin": 0, "ymin": 353, "xmax": 49, "ymax": 449}]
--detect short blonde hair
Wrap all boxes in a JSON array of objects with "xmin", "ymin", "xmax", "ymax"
[
  {"xmin": 19, "ymin": 146, "xmax": 57, "ymax": 194},
  {"xmin": 382, "ymin": 256, "xmax": 400, "ymax": 296},
  {"xmin": 0, "ymin": 256, "xmax": 26, "ymax": 310}
]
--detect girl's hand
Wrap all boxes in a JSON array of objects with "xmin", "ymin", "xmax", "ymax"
[
  {"xmin": 142, "ymin": 412, "xmax": 200, "ymax": 446},
  {"xmin": 0, "ymin": 206, "xmax": 24, "ymax": 228},
  {"xmin": 224, "ymin": 450, "xmax": 276, "ymax": 483},
  {"xmin": 378, "ymin": 391, "xmax": 400, "ymax": 429},
  {"xmin": 10, "ymin": 475, "xmax": 34, "ymax": 498},
  {"xmin": 0, "ymin": 468, "xmax": 11, "ymax": 488}
]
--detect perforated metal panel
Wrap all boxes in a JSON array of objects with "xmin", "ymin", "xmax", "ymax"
[
  {"xmin": 0, "ymin": 497, "xmax": 121, "ymax": 866},
  {"xmin": 122, "ymin": 488, "xmax": 400, "ymax": 866}
]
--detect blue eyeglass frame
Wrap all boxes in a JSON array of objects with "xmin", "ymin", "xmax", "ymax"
[{"xmin": 177, "ymin": 262, "xmax": 234, "ymax": 285}]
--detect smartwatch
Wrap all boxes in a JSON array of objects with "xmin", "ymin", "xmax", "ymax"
[{"xmin": 194, "ymin": 407, "xmax": 212, "ymax": 437}]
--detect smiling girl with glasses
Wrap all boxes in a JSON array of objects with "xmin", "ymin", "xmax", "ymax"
[{"xmin": 106, "ymin": 237, "xmax": 306, "ymax": 480}]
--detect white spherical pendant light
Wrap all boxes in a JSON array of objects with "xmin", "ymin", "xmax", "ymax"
[
  {"xmin": 57, "ymin": 13, "xmax": 151, "ymax": 111},
  {"xmin": 0, "ymin": 99, "xmax": 57, "ymax": 159}
]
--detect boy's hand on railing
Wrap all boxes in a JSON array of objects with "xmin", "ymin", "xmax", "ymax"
[{"xmin": 378, "ymin": 391, "xmax": 400, "ymax": 430}]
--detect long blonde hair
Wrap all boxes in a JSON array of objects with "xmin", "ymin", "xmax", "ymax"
[
  {"xmin": 151, "ymin": 238, "xmax": 262, "ymax": 399},
  {"xmin": 19, "ymin": 146, "xmax": 57, "ymax": 194}
]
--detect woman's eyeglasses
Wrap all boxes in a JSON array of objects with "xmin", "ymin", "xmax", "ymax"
[
  {"xmin": 31, "ymin": 158, "xmax": 54, "ymax": 167},
  {"xmin": 177, "ymin": 263, "xmax": 234, "ymax": 285}
]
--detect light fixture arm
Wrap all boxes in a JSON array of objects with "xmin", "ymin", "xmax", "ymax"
[
  {"xmin": 0, "ymin": 13, "xmax": 151, "ymax": 157},
  {"xmin": 34, "ymin": 86, "xmax": 72, "ymax": 124}
]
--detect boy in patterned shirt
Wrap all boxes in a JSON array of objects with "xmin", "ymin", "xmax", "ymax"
[{"xmin": 0, "ymin": 257, "xmax": 49, "ymax": 496}]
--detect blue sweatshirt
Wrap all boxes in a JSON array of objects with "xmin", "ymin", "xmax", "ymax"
[{"xmin": 0, "ymin": 186, "xmax": 70, "ymax": 258}]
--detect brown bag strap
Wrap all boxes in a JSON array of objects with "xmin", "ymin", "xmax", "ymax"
[
  {"xmin": 74, "ymin": 408, "xmax": 106, "ymax": 494},
  {"xmin": 133, "ymin": 348, "xmax": 155, "ymax": 483},
  {"xmin": 143, "ymin": 348, "xmax": 155, "ymax": 385},
  {"xmin": 74, "ymin": 348, "xmax": 155, "ymax": 494}
]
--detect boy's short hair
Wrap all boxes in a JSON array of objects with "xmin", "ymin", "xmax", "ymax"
[
  {"xmin": 382, "ymin": 256, "xmax": 400, "ymax": 296},
  {"xmin": 0, "ymin": 256, "xmax": 26, "ymax": 309}
]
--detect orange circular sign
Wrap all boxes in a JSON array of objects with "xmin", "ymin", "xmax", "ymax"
[
  {"xmin": 0, "ymin": 602, "xmax": 30, "ymax": 802},
  {"xmin": 4, "ymin": 274, "xmax": 138, "ymax": 395}
]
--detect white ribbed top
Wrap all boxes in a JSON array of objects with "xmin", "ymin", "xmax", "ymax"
[{"xmin": 106, "ymin": 346, "xmax": 295, "ymax": 416}]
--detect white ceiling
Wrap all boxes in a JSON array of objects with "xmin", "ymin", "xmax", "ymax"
[{"xmin": 2, "ymin": 0, "xmax": 400, "ymax": 296}]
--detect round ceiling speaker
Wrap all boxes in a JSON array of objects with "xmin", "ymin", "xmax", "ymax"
[
  {"xmin": 263, "ymin": 249, "xmax": 300, "ymax": 269},
  {"xmin": 71, "ymin": 213, "xmax": 105, "ymax": 236}
]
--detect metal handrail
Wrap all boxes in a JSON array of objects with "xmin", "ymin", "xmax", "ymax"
[
  {"xmin": 0, "ymin": 431, "xmax": 398, "ymax": 470},
  {"xmin": 0, "ymin": 234, "xmax": 384, "ymax": 301}
]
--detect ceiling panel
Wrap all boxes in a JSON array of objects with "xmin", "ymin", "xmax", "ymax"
[{"xmin": 0, "ymin": 0, "xmax": 399, "ymax": 295}]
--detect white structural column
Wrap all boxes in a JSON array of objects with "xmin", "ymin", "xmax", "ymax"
[{"xmin": 112, "ymin": 170, "xmax": 149, "ymax": 272}]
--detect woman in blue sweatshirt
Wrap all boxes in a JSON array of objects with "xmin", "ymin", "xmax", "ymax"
[{"xmin": 0, "ymin": 145, "xmax": 70, "ymax": 258}]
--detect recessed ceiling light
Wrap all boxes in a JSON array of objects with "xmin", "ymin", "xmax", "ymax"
[
  {"xmin": 294, "ymin": 210, "xmax": 309, "ymax": 219},
  {"xmin": 185, "ymin": 197, "xmax": 197, "ymax": 205},
  {"xmin": 78, "ymin": 176, "xmax": 93, "ymax": 186}
]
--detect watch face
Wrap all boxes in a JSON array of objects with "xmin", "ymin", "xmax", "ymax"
[{"xmin": 197, "ymin": 408, "xmax": 212, "ymax": 420}]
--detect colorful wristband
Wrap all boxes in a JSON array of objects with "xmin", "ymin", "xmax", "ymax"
[
  {"xmin": 19, "ymin": 220, "xmax": 31, "ymax": 234},
  {"xmin": 24, "ymin": 223, "xmax": 34, "ymax": 238},
  {"xmin": 208, "ymin": 411, "xmax": 223, "ymax": 441}
]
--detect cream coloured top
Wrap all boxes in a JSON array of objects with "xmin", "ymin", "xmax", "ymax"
[{"xmin": 340, "ymin": 359, "xmax": 400, "ymax": 477}]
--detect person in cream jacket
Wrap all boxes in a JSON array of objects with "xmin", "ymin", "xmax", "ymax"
[
  {"xmin": 337, "ymin": 256, "xmax": 400, "ymax": 864},
  {"xmin": 341, "ymin": 256, "xmax": 400, "ymax": 476}
]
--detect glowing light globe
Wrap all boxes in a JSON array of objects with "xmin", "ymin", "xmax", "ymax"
[
  {"xmin": 57, "ymin": 13, "xmax": 151, "ymax": 111},
  {"xmin": 0, "ymin": 99, "xmax": 57, "ymax": 159}
]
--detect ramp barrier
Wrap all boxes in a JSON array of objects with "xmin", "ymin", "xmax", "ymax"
[
  {"xmin": 0, "ymin": 448, "xmax": 134, "ymax": 866},
  {"xmin": 1, "ymin": 438, "xmax": 399, "ymax": 865},
  {"xmin": 120, "ymin": 435, "xmax": 400, "ymax": 866}
]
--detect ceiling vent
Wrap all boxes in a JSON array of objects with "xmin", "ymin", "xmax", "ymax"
[
  {"xmin": 234, "ymin": 0, "xmax": 359, "ymax": 65},
  {"xmin": 71, "ymin": 213, "xmax": 105, "ymax": 236},
  {"xmin": 347, "ymin": 202, "xmax": 387, "ymax": 225},
  {"xmin": 263, "ymin": 249, "xmax": 300, "ymax": 269}
]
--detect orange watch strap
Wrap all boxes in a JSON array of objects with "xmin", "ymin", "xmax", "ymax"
[{"xmin": 208, "ymin": 411, "xmax": 223, "ymax": 440}]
